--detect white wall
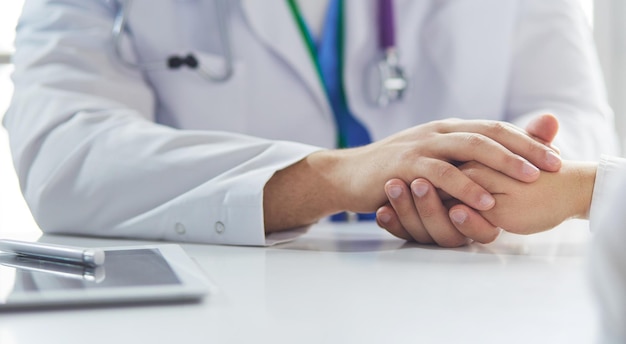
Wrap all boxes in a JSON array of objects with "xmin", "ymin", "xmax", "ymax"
[{"xmin": 0, "ymin": 1, "xmax": 23, "ymax": 56}]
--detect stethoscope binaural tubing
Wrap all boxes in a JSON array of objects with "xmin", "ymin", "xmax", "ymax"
[{"xmin": 111, "ymin": 0, "xmax": 406, "ymax": 105}]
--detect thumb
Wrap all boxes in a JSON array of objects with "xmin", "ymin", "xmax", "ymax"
[{"xmin": 525, "ymin": 113, "xmax": 559, "ymax": 145}]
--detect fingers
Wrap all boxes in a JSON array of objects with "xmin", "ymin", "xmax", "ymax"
[
  {"xmin": 410, "ymin": 179, "xmax": 469, "ymax": 247},
  {"xmin": 448, "ymin": 204, "xmax": 502, "ymax": 244},
  {"xmin": 376, "ymin": 204, "xmax": 413, "ymax": 241},
  {"xmin": 525, "ymin": 114, "xmax": 559, "ymax": 145},
  {"xmin": 378, "ymin": 178, "xmax": 502, "ymax": 247},
  {"xmin": 417, "ymin": 158, "xmax": 496, "ymax": 211},
  {"xmin": 458, "ymin": 160, "xmax": 517, "ymax": 194},
  {"xmin": 381, "ymin": 179, "xmax": 434, "ymax": 243},
  {"xmin": 438, "ymin": 120, "xmax": 562, "ymax": 174},
  {"xmin": 378, "ymin": 179, "xmax": 469, "ymax": 247},
  {"xmin": 427, "ymin": 131, "xmax": 541, "ymax": 185}
]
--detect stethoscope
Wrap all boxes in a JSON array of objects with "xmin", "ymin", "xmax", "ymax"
[
  {"xmin": 371, "ymin": 0, "xmax": 407, "ymax": 107},
  {"xmin": 111, "ymin": 0, "xmax": 407, "ymax": 106}
]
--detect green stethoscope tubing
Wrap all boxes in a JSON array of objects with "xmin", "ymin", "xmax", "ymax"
[{"xmin": 286, "ymin": 0, "xmax": 350, "ymax": 148}]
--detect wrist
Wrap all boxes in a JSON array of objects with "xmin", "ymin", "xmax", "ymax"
[
  {"xmin": 305, "ymin": 149, "xmax": 349, "ymax": 213},
  {"xmin": 263, "ymin": 149, "xmax": 346, "ymax": 233},
  {"xmin": 562, "ymin": 160, "xmax": 597, "ymax": 220}
]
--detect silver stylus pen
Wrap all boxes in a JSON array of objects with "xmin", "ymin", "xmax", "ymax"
[
  {"xmin": 0, "ymin": 254, "xmax": 106, "ymax": 282},
  {"xmin": 0, "ymin": 239, "xmax": 105, "ymax": 267}
]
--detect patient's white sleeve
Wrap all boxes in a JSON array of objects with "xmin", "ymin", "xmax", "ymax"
[
  {"xmin": 589, "ymin": 155, "xmax": 626, "ymax": 231},
  {"xmin": 588, "ymin": 154, "xmax": 626, "ymax": 343}
]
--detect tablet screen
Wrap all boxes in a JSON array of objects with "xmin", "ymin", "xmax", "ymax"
[{"xmin": 0, "ymin": 245, "xmax": 210, "ymax": 310}]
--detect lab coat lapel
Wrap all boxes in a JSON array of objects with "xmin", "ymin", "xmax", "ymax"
[
  {"xmin": 422, "ymin": 0, "xmax": 518, "ymax": 114},
  {"xmin": 239, "ymin": 0, "xmax": 332, "ymax": 117}
]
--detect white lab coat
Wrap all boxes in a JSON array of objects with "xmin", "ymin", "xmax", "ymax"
[{"xmin": 4, "ymin": 0, "xmax": 619, "ymax": 245}]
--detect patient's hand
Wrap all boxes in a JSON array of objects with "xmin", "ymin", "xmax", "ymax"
[{"xmin": 453, "ymin": 160, "xmax": 597, "ymax": 235}]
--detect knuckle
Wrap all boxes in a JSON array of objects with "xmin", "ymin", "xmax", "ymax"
[
  {"xmin": 464, "ymin": 133, "xmax": 486, "ymax": 148},
  {"xmin": 462, "ymin": 167, "xmax": 477, "ymax": 179},
  {"xmin": 459, "ymin": 180, "xmax": 477, "ymax": 198},
  {"xmin": 487, "ymin": 121, "xmax": 509, "ymax": 136},
  {"xmin": 432, "ymin": 118, "xmax": 460, "ymax": 132},
  {"xmin": 459, "ymin": 161, "xmax": 481, "ymax": 177},
  {"xmin": 499, "ymin": 153, "xmax": 518, "ymax": 167},
  {"xmin": 436, "ymin": 163, "xmax": 456, "ymax": 179},
  {"xmin": 526, "ymin": 140, "xmax": 542, "ymax": 155},
  {"xmin": 429, "ymin": 120, "xmax": 446, "ymax": 132},
  {"xmin": 417, "ymin": 203, "xmax": 437, "ymax": 220}
]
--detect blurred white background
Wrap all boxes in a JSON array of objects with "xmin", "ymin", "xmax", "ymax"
[
  {"xmin": 0, "ymin": 0, "xmax": 613, "ymax": 236},
  {"xmin": 0, "ymin": 0, "xmax": 39, "ymax": 238}
]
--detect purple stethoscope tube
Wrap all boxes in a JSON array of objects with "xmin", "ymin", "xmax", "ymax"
[
  {"xmin": 378, "ymin": 0, "xmax": 396, "ymax": 50},
  {"xmin": 373, "ymin": 0, "xmax": 407, "ymax": 107}
]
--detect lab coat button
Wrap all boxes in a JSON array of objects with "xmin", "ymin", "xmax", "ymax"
[
  {"xmin": 215, "ymin": 221, "xmax": 225, "ymax": 234},
  {"xmin": 175, "ymin": 222, "xmax": 186, "ymax": 235}
]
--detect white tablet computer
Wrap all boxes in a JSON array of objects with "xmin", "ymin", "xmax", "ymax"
[{"xmin": 0, "ymin": 244, "xmax": 211, "ymax": 310}]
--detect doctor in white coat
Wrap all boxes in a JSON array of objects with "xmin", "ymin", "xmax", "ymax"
[{"xmin": 3, "ymin": 0, "xmax": 618, "ymax": 246}]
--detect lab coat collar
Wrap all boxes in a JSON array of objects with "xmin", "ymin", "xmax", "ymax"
[{"xmin": 239, "ymin": 0, "xmax": 333, "ymax": 120}]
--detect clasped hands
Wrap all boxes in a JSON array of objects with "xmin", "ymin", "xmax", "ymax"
[
  {"xmin": 372, "ymin": 114, "xmax": 574, "ymax": 247},
  {"xmin": 264, "ymin": 114, "xmax": 589, "ymax": 246}
]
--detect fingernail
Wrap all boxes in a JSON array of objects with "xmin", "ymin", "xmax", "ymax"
[
  {"xmin": 412, "ymin": 182, "xmax": 428, "ymax": 198},
  {"xmin": 387, "ymin": 185, "xmax": 403, "ymax": 199},
  {"xmin": 546, "ymin": 150, "xmax": 561, "ymax": 167},
  {"xmin": 378, "ymin": 212, "xmax": 391, "ymax": 223},
  {"xmin": 479, "ymin": 194, "xmax": 495, "ymax": 209},
  {"xmin": 522, "ymin": 160, "xmax": 539, "ymax": 177},
  {"xmin": 450, "ymin": 210, "xmax": 468, "ymax": 224}
]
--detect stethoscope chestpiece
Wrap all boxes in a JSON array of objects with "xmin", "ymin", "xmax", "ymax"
[{"xmin": 371, "ymin": 48, "xmax": 408, "ymax": 107}]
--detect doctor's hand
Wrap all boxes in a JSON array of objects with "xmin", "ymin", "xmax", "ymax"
[
  {"xmin": 374, "ymin": 114, "xmax": 561, "ymax": 246},
  {"xmin": 264, "ymin": 117, "xmax": 561, "ymax": 235}
]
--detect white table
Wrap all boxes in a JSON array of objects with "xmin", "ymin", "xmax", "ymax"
[{"xmin": 0, "ymin": 219, "xmax": 597, "ymax": 344}]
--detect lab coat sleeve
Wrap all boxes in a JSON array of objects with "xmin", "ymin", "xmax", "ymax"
[
  {"xmin": 506, "ymin": 0, "xmax": 620, "ymax": 160},
  {"xmin": 589, "ymin": 155, "xmax": 626, "ymax": 232},
  {"xmin": 3, "ymin": 0, "xmax": 321, "ymax": 246},
  {"xmin": 588, "ymin": 154, "xmax": 626, "ymax": 342}
]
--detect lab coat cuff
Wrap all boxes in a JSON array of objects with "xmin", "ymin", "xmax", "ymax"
[
  {"xmin": 589, "ymin": 155, "xmax": 626, "ymax": 232},
  {"xmin": 173, "ymin": 141, "xmax": 322, "ymax": 246}
]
